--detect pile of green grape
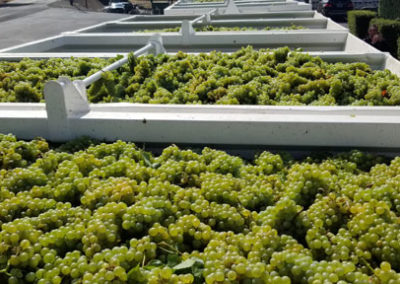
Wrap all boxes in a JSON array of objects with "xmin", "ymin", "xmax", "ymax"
[
  {"xmin": 0, "ymin": 57, "xmax": 118, "ymax": 102},
  {"xmin": 2, "ymin": 133, "xmax": 400, "ymax": 283},
  {"xmin": 138, "ymin": 25, "xmax": 304, "ymax": 33},
  {"xmin": 87, "ymin": 46, "xmax": 400, "ymax": 105},
  {"xmin": 2, "ymin": 48, "xmax": 400, "ymax": 105}
]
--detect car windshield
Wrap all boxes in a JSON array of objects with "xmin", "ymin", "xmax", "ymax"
[{"xmin": 110, "ymin": 0, "xmax": 127, "ymax": 3}]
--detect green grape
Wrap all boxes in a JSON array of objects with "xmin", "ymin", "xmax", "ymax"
[
  {"xmin": 89, "ymin": 47, "xmax": 400, "ymax": 106},
  {"xmin": 138, "ymin": 24, "xmax": 305, "ymax": 33},
  {"xmin": 3, "ymin": 48, "xmax": 400, "ymax": 106},
  {"xmin": 0, "ymin": 57, "xmax": 116, "ymax": 102},
  {"xmin": 1, "ymin": 134, "xmax": 400, "ymax": 283}
]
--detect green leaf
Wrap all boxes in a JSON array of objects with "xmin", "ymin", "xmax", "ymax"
[
  {"xmin": 173, "ymin": 257, "xmax": 204, "ymax": 272},
  {"xmin": 127, "ymin": 264, "xmax": 140, "ymax": 279},
  {"xmin": 192, "ymin": 265, "xmax": 205, "ymax": 284},
  {"xmin": 151, "ymin": 162, "xmax": 161, "ymax": 169},
  {"xmin": 172, "ymin": 258, "xmax": 205, "ymax": 284},
  {"xmin": 167, "ymin": 254, "xmax": 180, "ymax": 267},
  {"xmin": 140, "ymin": 150, "xmax": 153, "ymax": 168},
  {"xmin": 144, "ymin": 259, "xmax": 164, "ymax": 270}
]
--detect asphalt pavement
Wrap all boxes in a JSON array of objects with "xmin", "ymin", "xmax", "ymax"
[{"xmin": 0, "ymin": 0, "xmax": 126, "ymax": 49}]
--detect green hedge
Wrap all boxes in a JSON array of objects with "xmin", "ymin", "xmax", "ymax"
[
  {"xmin": 379, "ymin": 0, "xmax": 400, "ymax": 20},
  {"xmin": 348, "ymin": 10, "xmax": 377, "ymax": 39},
  {"xmin": 370, "ymin": 18, "xmax": 400, "ymax": 57},
  {"xmin": 398, "ymin": 37, "xmax": 400, "ymax": 59}
]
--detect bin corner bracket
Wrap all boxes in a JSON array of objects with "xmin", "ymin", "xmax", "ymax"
[{"xmin": 43, "ymin": 77, "xmax": 90, "ymax": 140}]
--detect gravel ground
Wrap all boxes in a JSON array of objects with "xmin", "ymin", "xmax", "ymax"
[{"xmin": 0, "ymin": 0, "xmax": 127, "ymax": 50}]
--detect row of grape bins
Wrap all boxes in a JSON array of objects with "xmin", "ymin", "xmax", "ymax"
[{"xmin": 0, "ymin": 5, "xmax": 400, "ymax": 150}]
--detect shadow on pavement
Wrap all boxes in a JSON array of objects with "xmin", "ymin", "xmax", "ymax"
[{"xmin": 0, "ymin": 2, "xmax": 34, "ymax": 8}]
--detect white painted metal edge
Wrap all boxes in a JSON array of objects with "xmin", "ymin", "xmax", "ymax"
[
  {"xmin": 173, "ymin": 0, "xmax": 311, "ymax": 7},
  {"xmin": 164, "ymin": 2, "xmax": 311, "ymax": 15},
  {"xmin": 0, "ymin": 34, "xmax": 65, "ymax": 53},
  {"xmin": 173, "ymin": 0, "xmax": 300, "ymax": 7},
  {"xmin": 0, "ymin": 53, "xmax": 124, "ymax": 60},
  {"xmin": 2, "ymin": 101, "xmax": 400, "ymax": 147},
  {"xmin": 67, "ymin": 15, "xmax": 145, "ymax": 34},
  {"xmin": 0, "ymin": 31, "xmax": 350, "ymax": 54},
  {"xmin": 175, "ymin": 0, "xmax": 287, "ymax": 7},
  {"xmin": 119, "ymin": 15, "xmax": 198, "ymax": 22},
  {"xmin": 71, "ymin": 112, "xmax": 400, "ymax": 147},
  {"xmin": 74, "ymin": 18, "xmax": 340, "ymax": 33},
  {"xmin": 119, "ymin": 10, "xmax": 316, "ymax": 22}
]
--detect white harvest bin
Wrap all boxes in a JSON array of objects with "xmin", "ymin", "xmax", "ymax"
[
  {"xmin": 0, "ymin": 11, "xmax": 399, "ymax": 148},
  {"xmin": 74, "ymin": 18, "xmax": 342, "ymax": 34},
  {"xmin": 164, "ymin": 0, "xmax": 312, "ymax": 15},
  {"xmin": 0, "ymin": 31, "xmax": 370, "ymax": 54},
  {"xmin": 119, "ymin": 10, "xmax": 317, "ymax": 22},
  {"xmin": 0, "ymin": 44, "xmax": 400, "ymax": 147},
  {"xmin": 2, "ymin": 97, "xmax": 400, "ymax": 148}
]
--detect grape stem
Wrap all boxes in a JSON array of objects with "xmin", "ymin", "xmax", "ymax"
[
  {"xmin": 158, "ymin": 241, "xmax": 182, "ymax": 255},
  {"xmin": 158, "ymin": 246, "xmax": 177, "ymax": 255},
  {"xmin": 0, "ymin": 262, "xmax": 11, "ymax": 277},
  {"xmin": 360, "ymin": 257, "xmax": 374, "ymax": 274},
  {"xmin": 142, "ymin": 254, "xmax": 146, "ymax": 267}
]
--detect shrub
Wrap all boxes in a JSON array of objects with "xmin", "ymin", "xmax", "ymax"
[
  {"xmin": 370, "ymin": 18, "xmax": 400, "ymax": 57},
  {"xmin": 398, "ymin": 37, "xmax": 400, "ymax": 59},
  {"xmin": 379, "ymin": 0, "xmax": 400, "ymax": 20},
  {"xmin": 348, "ymin": 10, "xmax": 377, "ymax": 39}
]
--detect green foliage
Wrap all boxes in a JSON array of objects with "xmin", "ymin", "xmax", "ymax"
[
  {"xmin": 347, "ymin": 10, "xmax": 377, "ymax": 38},
  {"xmin": 371, "ymin": 18, "xmax": 400, "ymax": 57},
  {"xmin": 398, "ymin": 37, "xmax": 400, "ymax": 60},
  {"xmin": 379, "ymin": 0, "xmax": 400, "ymax": 20}
]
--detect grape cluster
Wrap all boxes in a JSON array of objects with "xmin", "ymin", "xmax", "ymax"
[
  {"xmin": 0, "ymin": 57, "xmax": 117, "ymax": 102},
  {"xmin": 2, "ymin": 135, "xmax": 400, "ymax": 283},
  {"xmin": 87, "ymin": 46, "xmax": 400, "ymax": 105},
  {"xmin": 139, "ymin": 24, "xmax": 304, "ymax": 33},
  {"xmin": 3, "ymin": 48, "xmax": 400, "ymax": 105}
]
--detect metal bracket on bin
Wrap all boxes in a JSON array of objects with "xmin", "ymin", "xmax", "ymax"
[
  {"xmin": 44, "ymin": 77, "xmax": 89, "ymax": 141},
  {"xmin": 148, "ymin": 34, "xmax": 166, "ymax": 55},
  {"xmin": 181, "ymin": 9, "xmax": 217, "ymax": 43},
  {"xmin": 203, "ymin": 9, "xmax": 217, "ymax": 24},
  {"xmin": 181, "ymin": 20, "xmax": 196, "ymax": 44},
  {"xmin": 43, "ymin": 35, "xmax": 166, "ymax": 141}
]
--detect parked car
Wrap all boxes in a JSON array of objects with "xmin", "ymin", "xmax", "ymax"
[
  {"xmin": 317, "ymin": 0, "xmax": 354, "ymax": 18},
  {"xmin": 352, "ymin": 0, "xmax": 378, "ymax": 11},
  {"xmin": 104, "ymin": 0, "xmax": 138, "ymax": 13}
]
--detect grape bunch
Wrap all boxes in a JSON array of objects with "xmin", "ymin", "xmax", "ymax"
[
  {"xmin": 2, "ymin": 134, "xmax": 400, "ymax": 283},
  {"xmin": 3, "ymin": 48, "xmax": 400, "ymax": 106},
  {"xmin": 0, "ymin": 57, "xmax": 118, "ymax": 102},
  {"xmin": 87, "ymin": 46, "xmax": 400, "ymax": 105},
  {"xmin": 139, "ymin": 25, "xmax": 304, "ymax": 33}
]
